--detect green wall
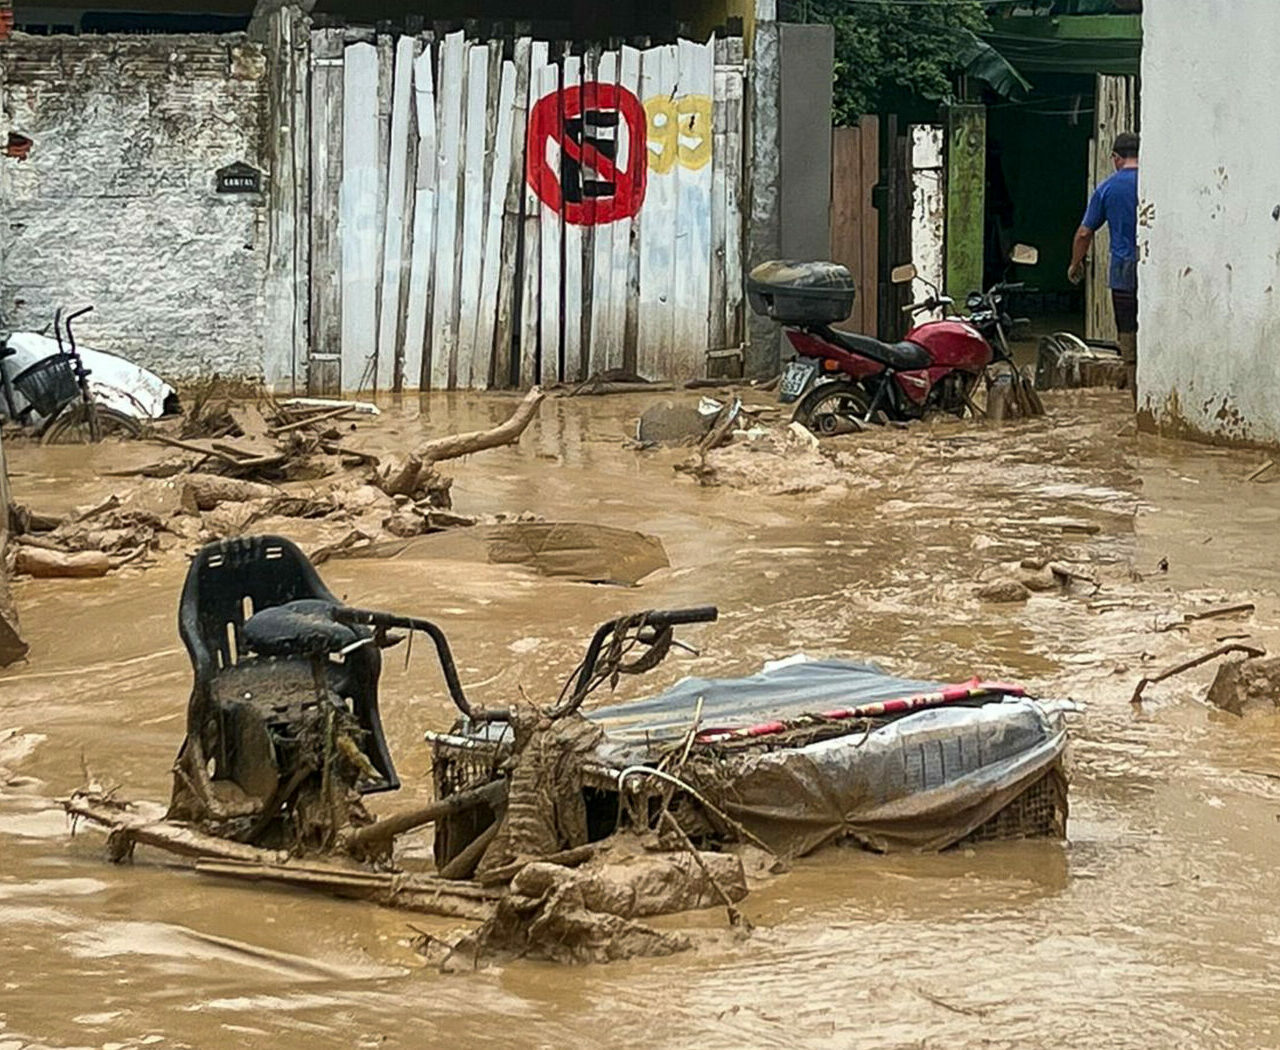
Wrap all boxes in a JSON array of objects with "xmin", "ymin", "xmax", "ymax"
[{"xmin": 945, "ymin": 104, "xmax": 987, "ymax": 301}]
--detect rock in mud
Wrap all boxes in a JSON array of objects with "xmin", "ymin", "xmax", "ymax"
[
  {"xmin": 382, "ymin": 507, "xmax": 426, "ymax": 538},
  {"xmin": 976, "ymin": 578, "xmax": 1031, "ymax": 603},
  {"xmin": 637, "ymin": 401, "xmax": 714, "ymax": 445},
  {"xmin": 786, "ymin": 421, "xmax": 821, "ymax": 451},
  {"xmin": 1206, "ymin": 655, "xmax": 1280, "ymax": 715},
  {"xmin": 1019, "ymin": 565, "xmax": 1061, "ymax": 592}
]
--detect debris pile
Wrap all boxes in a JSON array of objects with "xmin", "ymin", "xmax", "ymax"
[
  {"xmin": 10, "ymin": 496, "xmax": 165, "ymax": 577},
  {"xmin": 1035, "ymin": 332, "xmax": 1128, "ymax": 390},
  {"xmin": 452, "ymin": 841, "xmax": 746, "ymax": 965},
  {"xmin": 8, "ymin": 387, "xmax": 547, "ymax": 575},
  {"xmin": 674, "ymin": 419, "xmax": 848, "ymax": 495}
]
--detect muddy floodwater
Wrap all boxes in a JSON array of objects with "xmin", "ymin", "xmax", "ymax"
[{"xmin": 4, "ymin": 389, "xmax": 1280, "ymax": 1049}]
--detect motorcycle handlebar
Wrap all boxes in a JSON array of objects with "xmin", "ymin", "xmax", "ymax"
[
  {"xmin": 902, "ymin": 297, "xmax": 944, "ymax": 314},
  {"xmin": 643, "ymin": 605, "xmax": 719, "ymax": 627},
  {"xmin": 333, "ymin": 606, "xmax": 507, "ymax": 723},
  {"xmin": 553, "ymin": 606, "xmax": 719, "ymax": 719}
]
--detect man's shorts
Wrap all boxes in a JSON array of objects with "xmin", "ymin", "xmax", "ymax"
[{"xmin": 1111, "ymin": 288, "xmax": 1138, "ymax": 337}]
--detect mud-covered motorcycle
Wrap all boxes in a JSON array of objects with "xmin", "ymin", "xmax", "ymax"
[{"xmin": 749, "ymin": 245, "xmax": 1044, "ymax": 434}]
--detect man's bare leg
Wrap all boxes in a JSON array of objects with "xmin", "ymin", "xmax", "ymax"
[{"xmin": 1117, "ymin": 331, "xmax": 1137, "ymax": 409}]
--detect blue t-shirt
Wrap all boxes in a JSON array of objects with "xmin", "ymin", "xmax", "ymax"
[{"xmin": 1082, "ymin": 167, "xmax": 1138, "ymax": 290}]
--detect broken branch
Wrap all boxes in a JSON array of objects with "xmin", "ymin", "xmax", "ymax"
[
  {"xmin": 380, "ymin": 387, "xmax": 544, "ymax": 497},
  {"xmin": 343, "ymin": 778, "xmax": 509, "ymax": 856},
  {"xmin": 269, "ymin": 406, "xmax": 353, "ymax": 435},
  {"xmin": 194, "ymin": 858, "xmax": 500, "ymax": 920},
  {"xmin": 1155, "ymin": 602, "xmax": 1256, "ymax": 633},
  {"xmin": 1129, "ymin": 643, "xmax": 1267, "ymax": 706},
  {"xmin": 415, "ymin": 386, "xmax": 544, "ymax": 463}
]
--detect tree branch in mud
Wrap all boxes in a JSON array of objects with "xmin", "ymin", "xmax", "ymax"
[
  {"xmin": 379, "ymin": 387, "xmax": 545, "ymax": 498},
  {"xmin": 1129, "ymin": 643, "xmax": 1267, "ymax": 706},
  {"xmin": 342, "ymin": 778, "xmax": 508, "ymax": 859}
]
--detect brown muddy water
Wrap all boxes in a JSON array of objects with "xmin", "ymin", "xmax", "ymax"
[{"xmin": 3, "ymin": 389, "xmax": 1280, "ymax": 1049}]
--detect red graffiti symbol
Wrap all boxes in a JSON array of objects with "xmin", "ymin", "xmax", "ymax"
[{"xmin": 526, "ymin": 82, "xmax": 647, "ymax": 226}]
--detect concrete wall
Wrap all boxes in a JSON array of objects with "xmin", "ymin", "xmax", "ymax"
[
  {"xmin": 1140, "ymin": 3, "xmax": 1280, "ymax": 446},
  {"xmin": 777, "ymin": 22, "xmax": 832, "ymax": 261},
  {"xmin": 0, "ymin": 34, "xmax": 271, "ymax": 381},
  {"xmin": 745, "ymin": 11, "xmax": 834, "ymax": 377}
]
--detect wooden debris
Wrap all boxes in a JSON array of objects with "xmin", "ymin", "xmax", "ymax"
[
  {"xmin": 65, "ymin": 791, "xmax": 289, "ymax": 864},
  {"xmin": 474, "ymin": 844, "xmax": 599, "ymax": 886},
  {"xmin": 697, "ymin": 401, "xmax": 740, "ymax": 456},
  {"xmin": 1048, "ymin": 562, "xmax": 1102, "ymax": 595},
  {"xmin": 15, "ymin": 547, "xmax": 110, "ymax": 578},
  {"xmin": 9, "ymin": 504, "xmax": 64, "ymax": 533},
  {"xmin": 381, "ymin": 386, "xmax": 544, "ymax": 497},
  {"xmin": 195, "ymin": 858, "xmax": 500, "ymax": 920},
  {"xmin": 72, "ymin": 495, "xmax": 122, "ymax": 522},
  {"xmin": 102, "ymin": 461, "xmax": 192, "ymax": 479},
  {"xmin": 269, "ymin": 405, "xmax": 353, "ymax": 435},
  {"xmin": 279, "ymin": 397, "xmax": 379, "ymax": 416},
  {"xmin": 1155, "ymin": 602, "xmax": 1256, "ymax": 633},
  {"xmin": 64, "ymin": 792, "xmax": 498, "ymax": 920},
  {"xmin": 180, "ymin": 475, "xmax": 278, "ymax": 512},
  {"xmin": 148, "ymin": 433, "xmax": 255, "ymax": 466},
  {"xmin": 1129, "ymin": 643, "xmax": 1267, "ymax": 706},
  {"xmin": 344, "ymin": 778, "xmax": 508, "ymax": 857},
  {"xmin": 1246, "ymin": 459, "xmax": 1275, "ymax": 483}
]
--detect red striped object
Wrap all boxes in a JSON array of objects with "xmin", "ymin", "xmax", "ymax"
[{"xmin": 694, "ymin": 678, "xmax": 1025, "ymax": 745}]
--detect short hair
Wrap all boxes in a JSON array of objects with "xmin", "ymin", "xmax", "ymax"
[{"xmin": 1112, "ymin": 132, "xmax": 1139, "ymax": 158}]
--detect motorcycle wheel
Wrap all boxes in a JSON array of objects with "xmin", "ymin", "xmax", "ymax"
[
  {"xmin": 792, "ymin": 381, "xmax": 870, "ymax": 437},
  {"xmin": 41, "ymin": 404, "xmax": 143, "ymax": 445}
]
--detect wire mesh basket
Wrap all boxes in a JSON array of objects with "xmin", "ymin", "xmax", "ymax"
[
  {"xmin": 959, "ymin": 767, "xmax": 1069, "ymax": 846},
  {"xmin": 13, "ymin": 354, "xmax": 78, "ymax": 418}
]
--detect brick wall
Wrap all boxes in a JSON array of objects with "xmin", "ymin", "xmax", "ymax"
[{"xmin": 0, "ymin": 34, "xmax": 271, "ymax": 380}]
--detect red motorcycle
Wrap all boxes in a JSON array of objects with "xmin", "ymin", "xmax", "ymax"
[{"xmin": 748, "ymin": 245, "xmax": 1041, "ymax": 434}]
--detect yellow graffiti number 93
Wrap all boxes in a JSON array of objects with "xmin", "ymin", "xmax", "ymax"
[{"xmin": 644, "ymin": 94, "xmax": 713, "ymax": 174}]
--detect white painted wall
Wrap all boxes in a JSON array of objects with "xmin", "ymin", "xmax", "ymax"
[
  {"xmin": 1140, "ymin": 2, "xmax": 1280, "ymax": 444},
  {"xmin": 0, "ymin": 34, "xmax": 271, "ymax": 381},
  {"xmin": 909, "ymin": 124, "xmax": 945, "ymax": 319}
]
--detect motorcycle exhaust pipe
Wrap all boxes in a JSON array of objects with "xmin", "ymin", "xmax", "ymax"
[{"xmin": 815, "ymin": 413, "xmax": 863, "ymax": 436}]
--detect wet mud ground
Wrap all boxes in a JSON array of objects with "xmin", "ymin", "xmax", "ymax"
[{"xmin": 3, "ymin": 389, "xmax": 1280, "ymax": 1049}]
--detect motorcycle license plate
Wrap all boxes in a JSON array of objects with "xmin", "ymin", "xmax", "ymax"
[{"xmin": 779, "ymin": 359, "xmax": 816, "ymax": 403}]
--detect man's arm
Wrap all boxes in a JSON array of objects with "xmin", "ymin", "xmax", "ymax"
[
  {"xmin": 1070, "ymin": 183, "xmax": 1106, "ymax": 284},
  {"xmin": 1068, "ymin": 225, "xmax": 1094, "ymax": 285}
]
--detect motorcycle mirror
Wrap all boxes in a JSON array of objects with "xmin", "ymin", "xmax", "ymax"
[
  {"xmin": 890, "ymin": 263, "xmax": 917, "ymax": 285},
  {"xmin": 1010, "ymin": 243, "xmax": 1039, "ymax": 266}
]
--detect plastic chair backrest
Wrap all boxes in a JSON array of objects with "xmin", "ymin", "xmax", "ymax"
[{"xmin": 178, "ymin": 535, "xmax": 398, "ymax": 792}]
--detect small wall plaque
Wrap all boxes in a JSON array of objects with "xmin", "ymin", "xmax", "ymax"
[{"xmin": 216, "ymin": 161, "xmax": 263, "ymax": 194}]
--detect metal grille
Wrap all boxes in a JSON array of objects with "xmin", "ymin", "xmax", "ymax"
[{"xmin": 960, "ymin": 767, "xmax": 1069, "ymax": 845}]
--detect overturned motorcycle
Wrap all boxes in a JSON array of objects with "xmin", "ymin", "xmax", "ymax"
[{"xmin": 67, "ymin": 535, "xmax": 1072, "ymax": 963}]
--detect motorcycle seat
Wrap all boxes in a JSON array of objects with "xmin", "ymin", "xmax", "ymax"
[{"xmin": 823, "ymin": 329, "xmax": 932, "ymax": 371}]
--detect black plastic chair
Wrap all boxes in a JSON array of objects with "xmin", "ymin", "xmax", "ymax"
[{"xmin": 178, "ymin": 534, "xmax": 399, "ymax": 793}]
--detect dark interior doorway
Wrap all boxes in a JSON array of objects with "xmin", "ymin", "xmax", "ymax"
[{"xmin": 983, "ymin": 72, "xmax": 1094, "ymax": 336}]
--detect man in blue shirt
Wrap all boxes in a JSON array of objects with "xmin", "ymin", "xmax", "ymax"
[{"xmin": 1069, "ymin": 131, "xmax": 1139, "ymax": 403}]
